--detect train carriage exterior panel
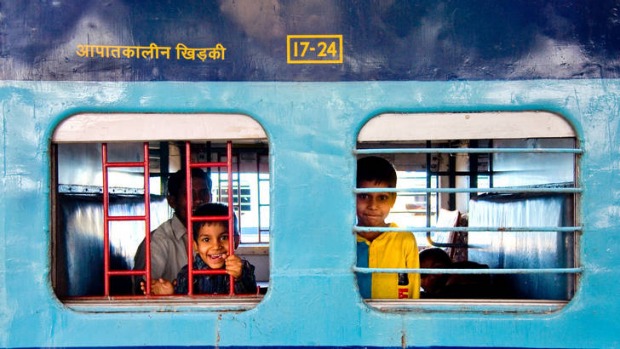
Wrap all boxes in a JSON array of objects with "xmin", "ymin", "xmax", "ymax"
[{"xmin": 1, "ymin": 1, "xmax": 620, "ymax": 348}]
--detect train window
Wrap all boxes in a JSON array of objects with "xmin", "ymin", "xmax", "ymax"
[
  {"xmin": 51, "ymin": 113, "xmax": 269, "ymax": 310},
  {"xmin": 355, "ymin": 111, "xmax": 581, "ymax": 312}
]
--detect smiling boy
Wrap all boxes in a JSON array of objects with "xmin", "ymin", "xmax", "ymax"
[
  {"xmin": 356, "ymin": 156, "xmax": 420, "ymax": 299},
  {"xmin": 133, "ymin": 168, "xmax": 211, "ymax": 293},
  {"xmin": 146, "ymin": 203, "xmax": 256, "ymax": 295}
]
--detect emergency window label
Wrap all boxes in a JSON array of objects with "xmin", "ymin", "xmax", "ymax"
[{"xmin": 286, "ymin": 35, "xmax": 343, "ymax": 64}]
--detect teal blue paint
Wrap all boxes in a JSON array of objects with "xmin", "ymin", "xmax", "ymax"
[{"xmin": 0, "ymin": 80, "xmax": 619, "ymax": 348}]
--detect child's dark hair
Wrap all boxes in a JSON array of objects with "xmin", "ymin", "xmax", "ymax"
[
  {"xmin": 192, "ymin": 203, "xmax": 239, "ymax": 242},
  {"xmin": 356, "ymin": 156, "xmax": 397, "ymax": 187},
  {"xmin": 419, "ymin": 248, "xmax": 452, "ymax": 267},
  {"xmin": 167, "ymin": 168, "xmax": 211, "ymax": 198}
]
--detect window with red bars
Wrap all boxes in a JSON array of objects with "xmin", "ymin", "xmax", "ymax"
[{"xmin": 51, "ymin": 113, "xmax": 269, "ymax": 303}]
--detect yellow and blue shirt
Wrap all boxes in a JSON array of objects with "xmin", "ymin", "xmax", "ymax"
[{"xmin": 356, "ymin": 223, "xmax": 421, "ymax": 299}]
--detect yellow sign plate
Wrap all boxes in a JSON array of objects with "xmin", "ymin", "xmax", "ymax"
[{"xmin": 286, "ymin": 35, "xmax": 343, "ymax": 64}]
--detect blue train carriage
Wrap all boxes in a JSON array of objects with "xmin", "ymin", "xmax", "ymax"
[{"xmin": 1, "ymin": 1, "xmax": 620, "ymax": 348}]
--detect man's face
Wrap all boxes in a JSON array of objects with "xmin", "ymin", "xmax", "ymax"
[{"xmin": 169, "ymin": 176, "xmax": 210, "ymax": 224}]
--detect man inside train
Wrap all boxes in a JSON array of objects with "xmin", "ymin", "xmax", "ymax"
[
  {"xmin": 133, "ymin": 168, "xmax": 211, "ymax": 293},
  {"xmin": 355, "ymin": 156, "xmax": 421, "ymax": 299}
]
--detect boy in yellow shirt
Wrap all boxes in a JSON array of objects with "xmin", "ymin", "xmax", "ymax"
[{"xmin": 356, "ymin": 156, "xmax": 420, "ymax": 299}]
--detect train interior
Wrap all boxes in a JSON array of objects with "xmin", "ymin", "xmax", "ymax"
[
  {"xmin": 51, "ymin": 112, "xmax": 578, "ymax": 303},
  {"xmin": 357, "ymin": 112, "xmax": 578, "ymax": 303},
  {"xmin": 52, "ymin": 140, "xmax": 270, "ymax": 298}
]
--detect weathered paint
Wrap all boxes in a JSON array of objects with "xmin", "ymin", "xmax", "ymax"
[
  {"xmin": 2, "ymin": 0, "xmax": 620, "ymax": 348},
  {"xmin": 2, "ymin": 1, "xmax": 620, "ymax": 82},
  {"xmin": 0, "ymin": 79, "xmax": 619, "ymax": 348}
]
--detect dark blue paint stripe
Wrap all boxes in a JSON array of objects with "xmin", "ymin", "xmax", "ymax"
[{"xmin": 2, "ymin": 0, "xmax": 620, "ymax": 82}]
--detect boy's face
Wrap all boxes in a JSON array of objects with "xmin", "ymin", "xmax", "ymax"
[
  {"xmin": 356, "ymin": 180, "xmax": 396, "ymax": 227},
  {"xmin": 192, "ymin": 223, "xmax": 231, "ymax": 269},
  {"xmin": 420, "ymin": 258, "xmax": 448, "ymax": 294}
]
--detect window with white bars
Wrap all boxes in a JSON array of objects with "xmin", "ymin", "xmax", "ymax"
[{"xmin": 355, "ymin": 112, "xmax": 581, "ymax": 310}]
